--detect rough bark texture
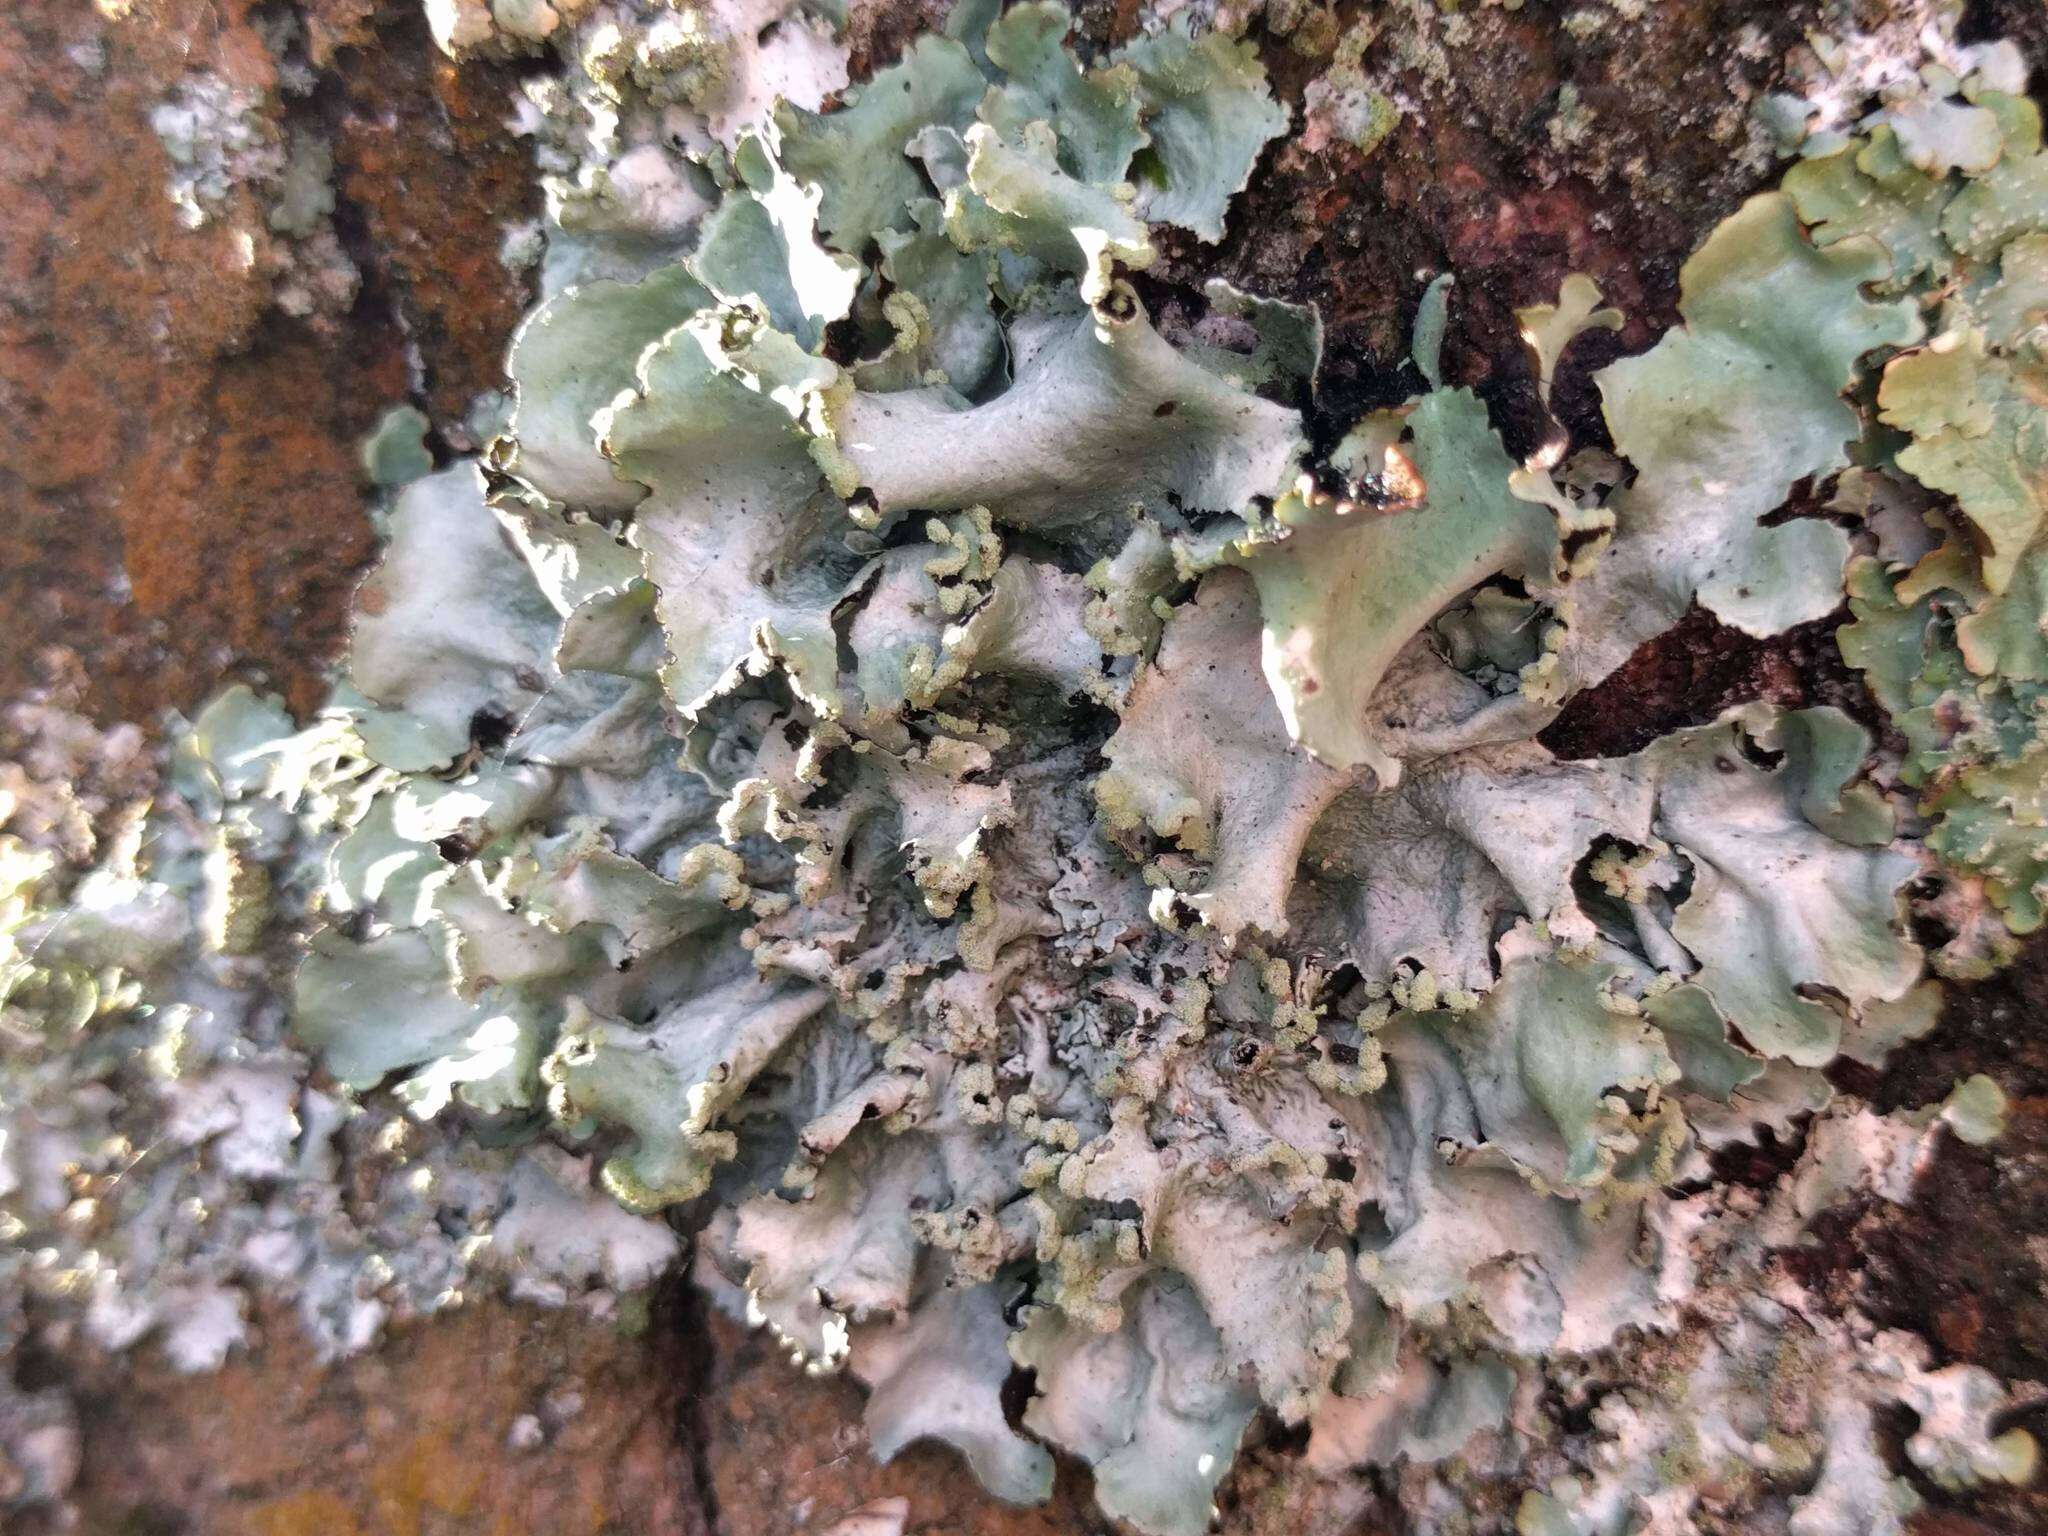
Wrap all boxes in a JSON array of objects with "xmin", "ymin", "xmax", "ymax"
[
  {"xmin": 1820, "ymin": 949, "xmax": 2048, "ymax": 1536},
  {"xmin": 0, "ymin": 0, "xmax": 532, "ymax": 724},
  {"xmin": 4, "ymin": 0, "xmax": 2046, "ymax": 1531},
  {"xmin": 38, "ymin": 1295, "xmax": 703, "ymax": 1536}
]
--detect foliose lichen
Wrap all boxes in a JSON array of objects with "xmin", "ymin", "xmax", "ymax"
[
  {"xmin": 0, "ymin": 681, "xmax": 678, "ymax": 1516},
  {"xmin": 10, "ymin": 1, "xmax": 2048, "ymax": 1531}
]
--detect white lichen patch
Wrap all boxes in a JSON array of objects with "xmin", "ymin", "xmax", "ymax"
[
  {"xmin": 149, "ymin": 75, "xmax": 283, "ymax": 230},
  {"xmin": 145, "ymin": 41, "xmax": 361, "ymax": 323}
]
